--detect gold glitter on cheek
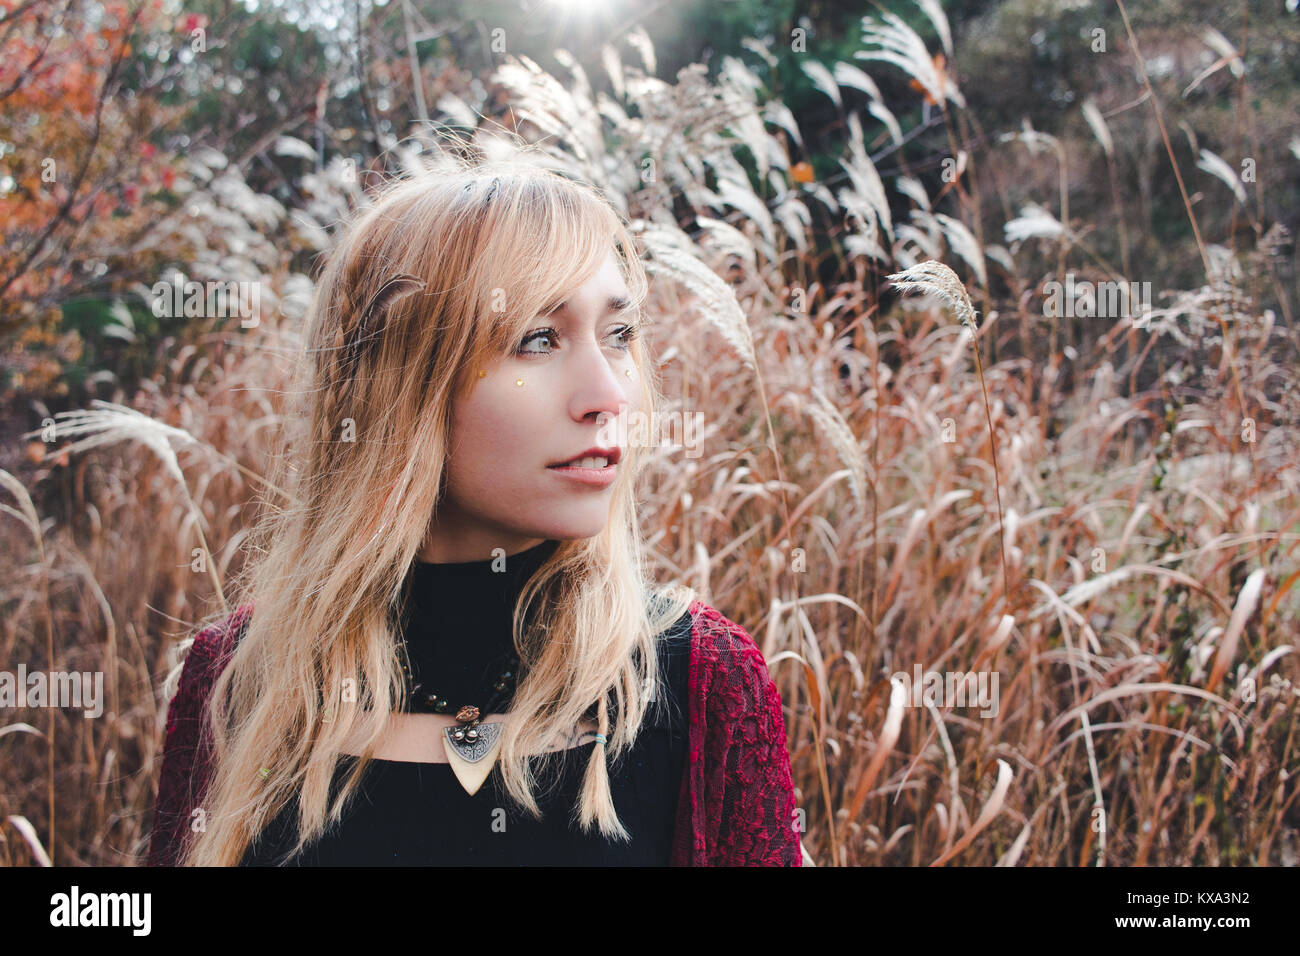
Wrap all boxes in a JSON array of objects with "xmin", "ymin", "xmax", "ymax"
[
  {"xmin": 515, "ymin": 378, "xmax": 524, "ymax": 386},
  {"xmin": 478, "ymin": 370, "xmax": 486, "ymax": 378}
]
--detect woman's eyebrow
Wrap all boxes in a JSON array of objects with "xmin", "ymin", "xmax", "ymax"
[{"xmin": 542, "ymin": 295, "xmax": 634, "ymax": 317}]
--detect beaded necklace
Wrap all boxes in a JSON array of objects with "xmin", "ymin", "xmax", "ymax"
[{"xmin": 396, "ymin": 643, "xmax": 519, "ymax": 795}]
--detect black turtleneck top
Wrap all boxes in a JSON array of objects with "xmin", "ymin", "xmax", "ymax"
[{"xmin": 239, "ymin": 539, "xmax": 692, "ymax": 866}]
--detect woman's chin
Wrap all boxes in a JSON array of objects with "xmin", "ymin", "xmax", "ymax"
[{"xmin": 527, "ymin": 514, "xmax": 609, "ymax": 542}]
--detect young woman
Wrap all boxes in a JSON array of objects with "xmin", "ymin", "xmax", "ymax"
[{"xmin": 146, "ymin": 153, "xmax": 801, "ymax": 866}]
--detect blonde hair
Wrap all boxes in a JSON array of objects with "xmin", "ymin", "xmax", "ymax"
[{"xmin": 180, "ymin": 138, "xmax": 696, "ymax": 865}]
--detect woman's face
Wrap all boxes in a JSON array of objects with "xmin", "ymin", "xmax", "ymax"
[{"xmin": 419, "ymin": 249, "xmax": 643, "ymax": 563}]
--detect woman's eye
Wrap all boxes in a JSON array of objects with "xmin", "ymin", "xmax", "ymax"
[
  {"xmin": 517, "ymin": 324, "xmax": 640, "ymax": 356},
  {"xmin": 611, "ymin": 323, "xmax": 641, "ymax": 349},
  {"xmin": 517, "ymin": 329, "xmax": 558, "ymax": 355}
]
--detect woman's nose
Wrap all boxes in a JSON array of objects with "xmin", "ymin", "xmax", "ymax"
[{"xmin": 568, "ymin": 340, "xmax": 633, "ymax": 422}]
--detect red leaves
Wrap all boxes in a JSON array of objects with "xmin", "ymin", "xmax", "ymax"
[{"xmin": 177, "ymin": 13, "xmax": 207, "ymax": 35}]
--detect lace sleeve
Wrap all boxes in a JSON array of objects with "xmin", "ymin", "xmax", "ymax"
[
  {"xmin": 693, "ymin": 603, "xmax": 801, "ymax": 867},
  {"xmin": 145, "ymin": 606, "xmax": 250, "ymax": 866}
]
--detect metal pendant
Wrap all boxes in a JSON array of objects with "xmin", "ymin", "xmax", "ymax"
[{"xmin": 441, "ymin": 720, "xmax": 503, "ymax": 796}]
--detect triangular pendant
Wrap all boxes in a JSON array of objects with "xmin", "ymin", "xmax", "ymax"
[{"xmin": 442, "ymin": 720, "xmax": 503, "ymax": 796}]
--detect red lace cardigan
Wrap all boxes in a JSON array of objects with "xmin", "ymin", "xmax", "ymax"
[{"xmin": 146, "ymin": 600, "xmax": 802, "ymax": 866}]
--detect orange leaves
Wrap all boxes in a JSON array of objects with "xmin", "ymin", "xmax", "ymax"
[
  {"xmin": 26, "ymin": 440, "xmax": 69, "ymax": 467},
  {"xmin": 908, "ymin": 52, "xmax": 947, "ymax": 107},
  {"xmin": 4, "ymin": 31, "xmax": 104, "ymax": 117},
  {"xmin": 0, "ymin": 0, "xmax": 176, "ymax": 362}
]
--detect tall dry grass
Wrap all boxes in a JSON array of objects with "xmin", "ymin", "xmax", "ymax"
[{"xmin": 2, "ymin": 7, "xmax": 1296, "ymax": 866}]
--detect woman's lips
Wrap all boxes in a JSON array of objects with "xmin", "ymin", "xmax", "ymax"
[{"xmin": 546, "ymin": 460, "xmax": 618, "ymax": 487}]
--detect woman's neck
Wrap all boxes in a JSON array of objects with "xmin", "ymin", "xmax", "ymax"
[
  {"xmin": 415, "ymin": 534, "xmax": 549, "ymax": 565},
  {"xmin": 396, "ymin": 539, "xmax": 560, "ymax": 712}
]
